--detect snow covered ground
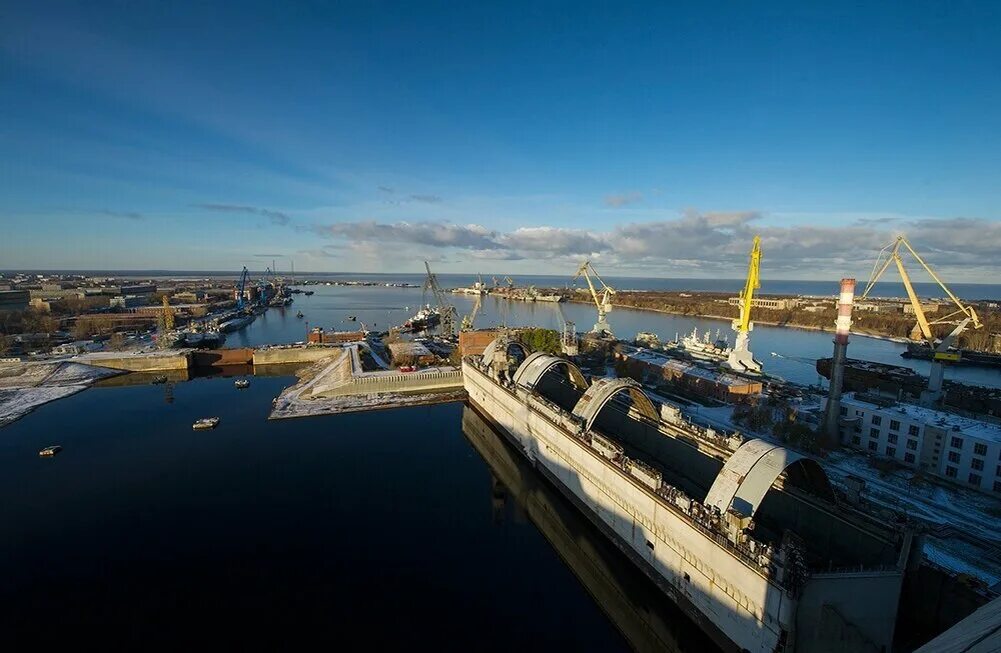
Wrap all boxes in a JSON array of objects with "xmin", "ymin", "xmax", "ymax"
[{"xmin": 0, "ymin": 361, "xmax": 121, "ymax": 427}]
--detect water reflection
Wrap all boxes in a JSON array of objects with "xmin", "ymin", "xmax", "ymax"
[{"xmin": 461, "ymin": 404, "xmax": 722, "ymax": 653}]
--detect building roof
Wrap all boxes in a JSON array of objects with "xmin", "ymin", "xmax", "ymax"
[
  {"xmin": 844, "ymin": 392, "xmax": 1001, "ymax": 444},
  {"xmin": 388, "ymin": 341, "xmax": 432, "ymax": 357},
  {"xmin": 622, "ymin": 346, "xmax": 757, "ymax": 389}
]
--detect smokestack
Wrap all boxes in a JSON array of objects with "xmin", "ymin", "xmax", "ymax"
[{"xmin": 824, "ymin": 278, "xmax": 856, "ymax": 444}]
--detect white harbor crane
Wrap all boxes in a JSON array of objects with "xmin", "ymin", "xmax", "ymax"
[
  {"xmin": 860, "ymin": 235, "xmax": 982, "ymax": 404},
  {"xmin": 423, "ymin": 261, "xmax": 458, "ymax": 338},
  {"xmin": 572, "ymin": 260, "xmax": 615, "ymax": 336}
]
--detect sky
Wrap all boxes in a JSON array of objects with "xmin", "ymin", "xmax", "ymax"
[{"xmin": 2, "ymin": 1, "xmax": 1000, "ymax": 280}]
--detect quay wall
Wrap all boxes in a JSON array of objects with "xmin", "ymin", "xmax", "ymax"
[
  {"xmin": 253, "ymin": 346, "xmax": 345, "ymax": 365},
  {"xmin": 192, "ymin": 348, "xmax": 253, "ymax": 367},
  {"xmin": 75, "ymin": 351, "xmax": 191, "ymax": 372},
  {"xmin": 317, "ymin": 369, "xmax": 464, "ymax": 397},
  {"xmin": 463, "ymin": 360, "xmax": 789, "ymax": 653}
]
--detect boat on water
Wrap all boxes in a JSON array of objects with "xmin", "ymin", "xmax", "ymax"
[
  {"xmin": 400, "ymin": 306, "xmax": 441, "ymax": 333},
  {"xmin": 296, "ymin": 311, "xmax": 304, "ymax": 318},
  {"xmin": 38, "ymin": 445, "xmax": 62, "ymax": 457},
  {"xmin": 304, "ymin": 290, "xmax": 314, "ymax": 296},
  {"xmin": 902, "ymin": 341, "xmax": 1001, "ymax": 368},
  {"xmin": 218, "ymin": 314, "xmax": 255, "ymax": 333},
  {"xmin": 151, "ymin": 375, "xmax": 168, "ymax": 384},
  {"xmin": 234, "ymin": 379, "xmax": 250, "ymax": 389},
  {"xmin": 347, "ymin": 315, "xmax": 357, "ymax": 321},
  {"xmin": 192, "ymin": 417, "xmax": 220, "ymax": 430}
]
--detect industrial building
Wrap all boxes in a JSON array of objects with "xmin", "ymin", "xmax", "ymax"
[
  {"xmin": 726, "ymin": 296, "xmax": 800, "ymax": 310},
  {"xmin": 387, "ymin": 341, "xmax": 436, "ymax": 366},
  {"xmin": 307, "ymin": 328, "xmax": 365, "ymax": 344},
  {"xmin": 831, "ymin": 392, "xmax": 1001, "ymax": 494},
  {"xmin": 0, "ymin": 289, "xmax": 30, "ymax": 312},
  {"xmin": 614, "ymin": 344, "xmax": 762, "ymax": 403},
  {"xmin": 120, "ymin": 284, "xmax": 157, "ymax": 297},
  {"xmin": 110, "ymin": 295, "xmax": 147, "ymax": 309}
]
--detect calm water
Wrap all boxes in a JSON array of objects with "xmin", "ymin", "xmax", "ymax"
[
  {"xmin": 1, "ymin": 376, "xmax": 652, "ymax": 650},
  {"xmin": 246, "ymin": 285, "xmax": 1001, "ymax": 389}
]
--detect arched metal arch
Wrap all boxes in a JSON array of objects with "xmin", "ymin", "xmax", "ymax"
[
  {"xmin": 571, "ymin": 377, "xmax": 658, "ymax": 432},
  {"xmin": 481, "ymin": 337, "xmax": 530, "ymax": 369},
  {"xmin": 512, "ymin": 352, "xmax": 588, "ymax": 391},
  {"xmin": 705, "ymin": 439, "xmax": 835, "ymax": 518}
]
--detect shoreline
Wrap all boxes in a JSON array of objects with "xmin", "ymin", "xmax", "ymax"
[{"xmin": 563, "ymin": 298, "xmax": 910, "ymax": 344}]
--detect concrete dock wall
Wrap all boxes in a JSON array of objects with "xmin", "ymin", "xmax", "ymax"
[
  {"xmin": 314, "ymin": 368, "xmax": 463, "ymax": 397},
  {"xmin": 253, "ymin": 346, "xmax": 346, "ymax": 365},
  {"xmin": 192, "ymin": 348, "xmax": 253, "ymax": 367},
  {"xmin": 75, "ymin": 351, "xmax": 191, "ymax": 372}
]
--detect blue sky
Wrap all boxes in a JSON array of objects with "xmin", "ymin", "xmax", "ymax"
[{"xmin": 2, "ymin": 1, "xmax": 1000, "ymax": 279}]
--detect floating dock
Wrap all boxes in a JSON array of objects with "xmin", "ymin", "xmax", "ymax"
[{"xmin": 464, "ymin": 337, "xmax": 912, "ymax": 652}]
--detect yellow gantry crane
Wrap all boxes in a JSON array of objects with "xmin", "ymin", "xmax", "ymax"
[
  {"xmin": 726, "ymin": 236, "xmax": 763, "ymax": 373},
  {"xmin": 860, "ymin": 235, "xmax": 982, "ymax": 402},
  {"xmin": 572, "ymin": 260, "xmax": 616, "ymax": 336}
]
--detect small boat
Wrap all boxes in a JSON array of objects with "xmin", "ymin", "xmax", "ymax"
[
  {"xmin": 39, "ymin": 445, "xmax": 62, "ymax": 457},
  {"xmin": 296, "ymin": 311, "xmax": 304, "ymax": 318},
  {"xmin": 192, "ymin": 417, "xmax": 220, "ymax": 430},
  {"xmin": 151, "ymin": 375, "xmax": 168, "ymax": 384},
  {"xmin": 234, "ymin": 379, "xmax": 250, "ymax": 389},
  {"xmin": 304, "ymin": 290, "xmax": 314, "ymax": 296},
  {"xmin": 347, "ymin": 315, "xmax": 357, "ymax": 321}
]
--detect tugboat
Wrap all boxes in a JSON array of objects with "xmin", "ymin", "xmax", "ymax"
[
  {"xmin": 234, "ymin": 379, "xmax": 250, "ymax": 389},
  {"xmin": 192, "ymin": 417, "xmax": 220, "ymax": 430},
  {"xmin": 38, "ymin": 445, "xmax": 62, "ymax": 457}
]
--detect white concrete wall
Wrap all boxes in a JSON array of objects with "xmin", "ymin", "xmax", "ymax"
[{"xmin": 464, "ymin": 362, "xmax": 789, "ymax": 653}]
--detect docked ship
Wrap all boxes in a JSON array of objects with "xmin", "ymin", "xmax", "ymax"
[
  {"xmin": 400, "ymin": 305, "xmax": 441, "ymax": 333},
  {"xmin": 463, "ymin": 336, "xmax": 911, "ymax": 653},
  {"xmin": 674, "ymin": 327, "xmax": 731, "ymax": 362},
  {"xmin": 218, "ymin": 313, "xmax": 255, "ymax": 333},
  {"xmin": 179, "ymin": 330, "xmax": 225, "ymax": 348},
  {"xmin": 901, "ymin": 341, "xmax": 1001, "ymax": 368},
  {"xmin": 452, "ymin": 275, "xmax": 488, "ymax": 295}
]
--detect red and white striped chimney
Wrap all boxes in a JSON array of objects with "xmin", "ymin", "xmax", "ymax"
[
  {"xmin": 834, "ymin": 278, "xmax": 856, "ymax": 346},
  {"xmin": 825, "ymin": 278, "xmax": 856, "ymax": 443}
]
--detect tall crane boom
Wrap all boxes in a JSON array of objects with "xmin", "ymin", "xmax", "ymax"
[
  {"xmin": 423, "ymin": 261, "xmax": 457, "ymax": 338},
  {"xmin": 726, "ymin": 236, "xmax": 763, "ymax": 373},
  {"xmin": 734, "ymin": 236, "xmax": 761, "ymax": 335},
  {"xmin": 236, "ymin": 266, "xmax": 250, "ymax": 310},
  {"xmin": 572, "ymin": 260, "xmax": 615, "ymax": 336},
  {"xmin": 860, "ymin": 234, "xmax": 982, "ymax": 403}
]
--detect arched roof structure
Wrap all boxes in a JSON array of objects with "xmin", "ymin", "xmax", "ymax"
[
  {"xmin": 705, "ymin": 439, "xmax": 834, "ymax": 517},
  {"xmin": 481, "ymin": 337, "xmax": 530, "ymax": 369},
  {"xmin": 571, "ymin": 377, "xmax": 658, "ymax": 432},
  {"xmin": 512, "ymin": 352, "xmax": 588, "ymax": 391}
]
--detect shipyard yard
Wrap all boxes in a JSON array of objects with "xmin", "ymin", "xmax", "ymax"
[{"xmin": 1, "ymin": 271, "xmax": 1000, "ymax": 651}]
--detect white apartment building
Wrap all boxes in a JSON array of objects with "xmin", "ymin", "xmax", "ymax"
[{"xmin": 831, "ymin": 392, "xmax": 1001, "ymax": 494}]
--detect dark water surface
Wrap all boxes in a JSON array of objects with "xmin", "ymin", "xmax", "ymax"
[{"xmin": 0, "ymin": 373, "xmax": 716, "ymax": 650}]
